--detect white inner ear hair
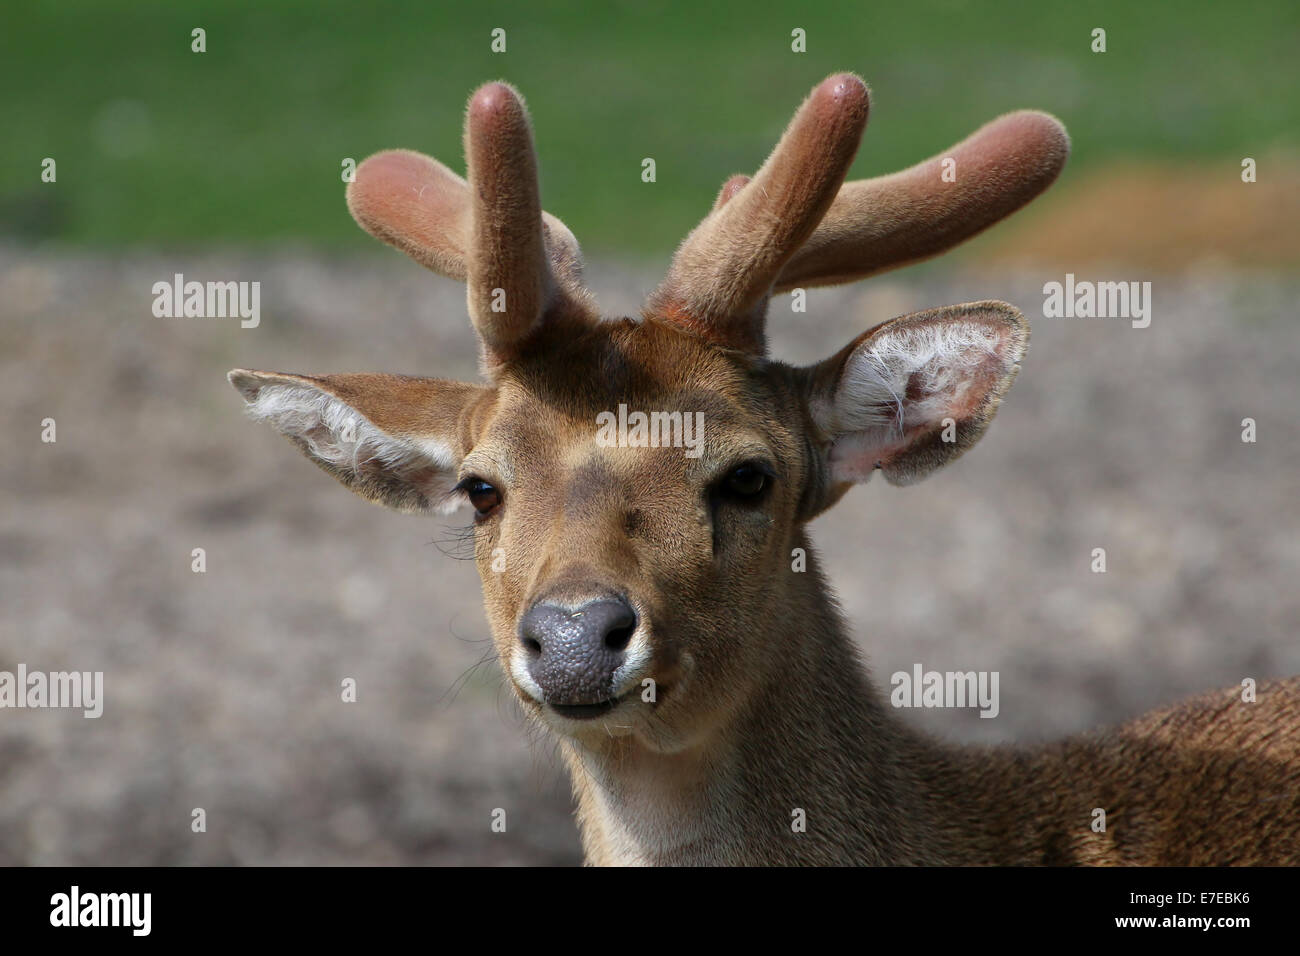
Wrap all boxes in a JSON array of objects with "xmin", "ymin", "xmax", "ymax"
[
  {"xmin": 833, "ymin": 321, "xmax": 1006, "ymax": 440},
  {"xmin": 246, "ymin": 383, "xmax": 462, "ymax": 511}
]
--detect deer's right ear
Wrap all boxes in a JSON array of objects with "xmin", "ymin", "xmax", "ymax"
[
  {"xmin": 228, "ymin": 369, "xmax": 490, "ymax": 514},
  {"xmin": 806, "ymin": 301, "xmax": 1027, "ymax": 496}
]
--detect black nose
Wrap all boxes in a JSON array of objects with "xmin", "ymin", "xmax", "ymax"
[{"xmin": 519, "ymin": 597, "xmax": 638, "ymax": 708}]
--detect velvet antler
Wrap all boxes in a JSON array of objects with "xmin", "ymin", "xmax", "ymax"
[
  {"xmin": 647, "ymin": 73, "xmax": 1069, "ymax": 354},
  {"xmin": 346, "ymin": 82, "xmax": 595, "ymax": 367}
]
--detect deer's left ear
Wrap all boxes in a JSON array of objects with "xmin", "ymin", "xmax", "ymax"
[
  {"xmin": 228, "ymin": 369, "xmax": 491, "ymax": 514},
  {"xmin": 807, "ymin": 301, "xmax": 1027, "ymax": 489}
]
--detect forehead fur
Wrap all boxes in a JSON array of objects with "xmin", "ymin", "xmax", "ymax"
[
  {"xmin": 502, "ymin": 317, "xmax": 767, "ymax": 416},
  {"xmin": 464, "ymin": 318, "xmax": 809, "ymax": 488}
]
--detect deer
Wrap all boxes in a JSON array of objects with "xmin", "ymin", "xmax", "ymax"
[{"xmin": 229, "ymin": 74, "xmax": 1300, "ymax": 865}]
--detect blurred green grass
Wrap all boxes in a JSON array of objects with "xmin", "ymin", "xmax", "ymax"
[{"xmin": 3, "ymin": 0, "xmax": 1295, "ymax": 255}]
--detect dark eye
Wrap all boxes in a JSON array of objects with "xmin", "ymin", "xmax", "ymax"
[
  {"xmin": 458, "ymin": 478, "xmax": 502, "ymax": 518},
  {"xmin": 721, "ymin": 463, "xmax": 771, "ymax": 500}
]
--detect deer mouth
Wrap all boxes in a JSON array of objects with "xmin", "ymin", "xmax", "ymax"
[{"xmin": 548, "ymin": 695, "xmax": 625, "ymax": 720}]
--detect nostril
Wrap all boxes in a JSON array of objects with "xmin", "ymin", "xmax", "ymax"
[
  {"xmin": 522, "ymin": 635, "xmax": 542, "ymax": 655},
  {"xmin": 604, "ymin": 623, "xmax": 635, "ymax": 652}
]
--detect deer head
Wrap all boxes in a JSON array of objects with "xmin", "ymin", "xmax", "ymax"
[{"xmin": 230, "ymin": 74, "xmax": 1067, "ymax": 754}]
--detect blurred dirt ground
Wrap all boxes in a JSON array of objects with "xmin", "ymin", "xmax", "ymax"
[{"xmin": 1, "ymin": 245, "xmax": 1297, "ymax": 865}]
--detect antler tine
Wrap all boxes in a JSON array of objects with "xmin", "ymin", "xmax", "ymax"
[
  {"xmin": 773, "ymin": 110, "xmax": 1069, "ymax": 291},
  {"xmin": 647, "ymin": 74, "xmax": 870, "ymax": 354},
  {"xmin": 346, "ymin": 150, "xmax": 473, "ymax": 281},
  {"xmin": 464, "ymin": 82, "xmax": 553, "ymax": 358},
  {"xmin": 345, "ymin": 83, "xmax": 595, "ymax": 367}
]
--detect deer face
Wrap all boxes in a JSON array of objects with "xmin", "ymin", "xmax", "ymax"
[
  {"xmin": 460, "ymin": 319, "xmax": 813, "ymax": 748},
  {"xmin": 231, "ymin": 76, "xmax": 1065, "ymax": 749}
]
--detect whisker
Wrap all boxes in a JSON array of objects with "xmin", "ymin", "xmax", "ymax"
[
  {"xmin": 429, "ymin": 521, "xmax": 478, "ymax": 561},
  {"xmin": 439, "ymin": 618, "xmax": 498, "ymax": 707}
]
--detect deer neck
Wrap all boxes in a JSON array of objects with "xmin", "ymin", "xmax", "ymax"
[{"xmin": 558, "ymin": 534, "xmax": 968, "ymax": 865}]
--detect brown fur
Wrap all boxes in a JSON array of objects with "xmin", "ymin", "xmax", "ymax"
[{"xmin": 231, "ymin": 76, "xmax": 1299, "ymax": 865}]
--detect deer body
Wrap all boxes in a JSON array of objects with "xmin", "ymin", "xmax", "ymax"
[{"xmin": 231, "ymin": 75, "xmax": 1300, "ymax": 865}]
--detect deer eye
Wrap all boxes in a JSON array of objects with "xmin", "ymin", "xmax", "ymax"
[
  {"xmin": 458, "ymin": 477, "xmax": 502, "ymax": 517},
  {"xmin": 720, "ymin": 462, "xmax": 772, "ymax": 500}
]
